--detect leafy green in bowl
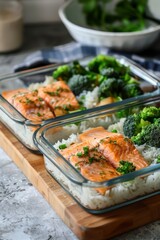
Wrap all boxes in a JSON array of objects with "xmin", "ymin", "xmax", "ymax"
[{"xmin": 79, "ymin": 0, "xmax": 149, "ymax": 32}]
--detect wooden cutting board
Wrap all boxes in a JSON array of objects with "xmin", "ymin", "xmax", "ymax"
[{"xmin": 0, "ymin": 121, "xmax": 160, "ymax": 240}]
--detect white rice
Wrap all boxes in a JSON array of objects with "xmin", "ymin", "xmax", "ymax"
[
  {"xmin": 28, "ymin": 76, "xmax": 55, "ymax": 91},
  {"xmin": 46, "ymin": 118, "xmax": 160, "ymax": 210},
  {"xmin": 0, "ymin": 109, "xmax": 37, "ymax": 150},
  {"xmin": 77, "ymin": 87, "xmax": 99, "ymax": 108}
]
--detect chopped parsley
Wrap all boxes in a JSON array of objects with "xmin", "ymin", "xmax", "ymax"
[
  {"xmin": 108, "ymin": 139, "xmax": 117, "ymax": 144},
  {"xmin": 38, "ymin": 97, "xmax": 43, "ymax": 101},
  {"xmin": 63, "ymin": 104, "xmax": 71, "ymax": 111},
  {"xmin": 37, "ymin": 112, "xmax": 42, "ymax": 117},
  {"xmin": 89, "ymin": 157, "xmax": 95, "ymax": 164},
  {"xmin": 77, "ymin": 152, "xmax": 83, "ymax": 157},
  {"xmin": 111, "ymin": 129, "xmax": 118, "ymax": 133},
  {"xmin": 44, "ymin": 91, "xmax": 60, "ymax": 96},
  {"xmin": 83, "ymin": 146, "xmax": 89, "ymax": 155},
  {"xmin": 116, "ymin": 160, "xmax": 136, "ymax": 175},
  {"xmin": 26, "ymin": 98, "xmax": 33, "ymax": 104},
  {"xmin": 75, "ymin": 162, "xmax": 81, "ymax": 171},
  {"xmin": 76, "ymin": 146, "xmax": 89, "ymax": 158},
  {"xmin": 59, "ymin": 144, "xmax": 67, "ymax": 150},
  {"xmin": 99, "ymin": 171, "xmax": 106, "ymax": 176}
]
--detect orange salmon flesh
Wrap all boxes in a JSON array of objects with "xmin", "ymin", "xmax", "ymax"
[
  {"xmin": 59, "ymin": 126, "xmax": 148, "ymax": 195},
  {"xmin": 2, "ymin": 80, "xmax": 79, "ymax": 121}
]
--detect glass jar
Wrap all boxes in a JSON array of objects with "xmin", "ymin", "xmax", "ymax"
[{"xmin": 0, "ymin": 0, "xmax": 23, "ymax": 53}]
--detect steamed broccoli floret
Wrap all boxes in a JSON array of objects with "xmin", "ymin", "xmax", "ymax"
[
  {"xmin": 123, "ymin": 114, "xmax": 144, "ymax": 138},
  {"xmin": 53, "ymin": 61, "xmax": 87, "ymax": 81},
  {"xmin": 99, "ymin": 67, "xmax": 119, "ymax": 78},
  {"xmin": 131, "ymin": 119, "xmax": 160, "ymax": 148},
  {"xmin": 88, "ymin": 54, "xmax": 129, "ymax": 78},
  {"xmin": 123, "ymin": 106, "xmax": 160, "ymax": 148},
  {"xmin": 122, "ymin": 83, "xmax": 143, "ymax": 98},
  {"xmin": 98, "ymin": 78, "xmax": 124, "ymax": 98},
  {"xmin": 87, "ymin": 55, "xmax": 120, "ymax": 73},
  {"xmin": 53, "ymin": 55, "xmax": 144, "ymax": 103},
  {"xmin": 68, "ymin": 74, "xmax": 96, "ymax": 96},
  {"xmin": 69, "ymin": 61, "xmax": 87, "ymax": 75},
  {"xmin": 140, "ymin": 106, "xmax": 160, "ymax": 122},
  {"xmin": 53, "ymin": 65, "xmax": 72, "ymax": 81},
  {"xmin": 123, "ymin": 110, "xmax": 154, "ymax": 139},
  {"xmin": 98, "ymin": 76, "xmax": 142, "ymax": 100}
]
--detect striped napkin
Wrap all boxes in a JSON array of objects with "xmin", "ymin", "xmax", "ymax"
[{"xmin": 14, "ymin": 41, "xmax": 160, "ymax": 76}]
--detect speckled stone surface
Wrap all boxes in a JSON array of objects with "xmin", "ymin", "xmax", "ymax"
[{"xmin": 0, "ymin": 22, "xmax": 160, "ymax": 240}]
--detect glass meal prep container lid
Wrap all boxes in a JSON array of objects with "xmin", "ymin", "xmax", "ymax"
[
  {"xmin": 0, "ymin": 54, "xmax": 160, "ymax": 152},
  {"xmin": 33, "ymin": 95, "xmax": 160, "ymax": 214}
]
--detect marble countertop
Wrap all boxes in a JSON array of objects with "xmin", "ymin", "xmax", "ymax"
[{"xmin": 0, "ymin": 22, "xmax": 160, "ymax": 240}]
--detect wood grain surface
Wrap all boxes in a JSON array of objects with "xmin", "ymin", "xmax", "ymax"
[{"xmin": 0, "ymin": 121, "xmax": 160, "ymax": 240}]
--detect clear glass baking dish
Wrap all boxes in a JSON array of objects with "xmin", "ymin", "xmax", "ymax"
[
  {"xmin": 0, "ymin": 55, "xmax": 160, "ymax": 152},
  {"xmin": 33, "ymin": 95, "xmax": 160, "ymax": 214}
]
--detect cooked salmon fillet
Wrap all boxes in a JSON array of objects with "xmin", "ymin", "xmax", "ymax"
[
  {"xmin": 2, "ymin": 88, "xmax": 28, "ymax": 104},
  {"xmin": 38, "ymin": 81, "xmax": 80, "ymax": 116},
  {"xmin": 59, "ymin": 126, "xmax": 149, "ymax": 195},
  {"xmin": 2, "ymin": 88, "xmax": 55, "ymax": 121},
  {"xmin": 2, "ymin": 80, "xmax": 80, "ymax": 121},
  {"xmin": 79, "ymin": 126, "xmax": 115, "ymax": 143},
  {"xmin": 60, "ymin": 140, "xmax": 119, "ymax": 195},
  {"xmin": 79, "ymin": 127, "xmax": 148, "ymax": 170}
]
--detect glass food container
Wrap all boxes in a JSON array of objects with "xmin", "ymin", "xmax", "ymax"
[
  {"xmin": 0, "ymin": 55, "xmax": 160, "ymax": 152},
  {"xmin": 33, "ymin": 95, "xmax": 160, "ymax": 214}
]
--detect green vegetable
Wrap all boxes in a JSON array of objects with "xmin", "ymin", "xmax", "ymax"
[
  {"xmin": 87, "ymin": 54, "xmax": 142, "ymax": 100},
  {"xmin": 98, "ymin": 78, "xmax": 124, "ymax": 98},
  {"xmin": 123, "ymin": 114, "xmax": 145, "ymax": 138},
  {"xmin": 83, "ymin": 146, "xmax": 89, "ymax": 155},
  {"xmin": 77, "ymin": 152, "xmax": 83, "ymax": 157},
  {"xmin": 99, "ymin": 67, "xmax": 118, "ymax": 78},
  {"xmin": 123, "ymin": 106, "xmax": 160, "ymax": 148},
  {"xmin": 59, "ymin": 144, "xmax": 67, "ymax": 149},
  {"xmin": 116, "ymin": 160, "xmax": 136, "ymax": 175},
  {"xmin": 121, "ymin": 83, "xmax": 143, "ymax": 98},
  {"xmin": 53, "ymin": 65, "xmax": 71, "ymax": 81},
  {"xmin": 87, "ymin": 54, "xmax": 124, "ymax": 73},
  {"xmin": 69, "ymin": 60, "xmax": 87, "ymax": 75},
  {"xmin": 68, "ymin": 74, "xmax": 96, "ymax": 96},
  {"xmin": 52, "ymin": 54, "xmax": 143, "ymax": 107},
  {"xmin": 76, "ymin": 146, "xmax": 89, "ymax": 157},
  {"xmin": 111, "ymin": 129, "xmax": 118, "ymax": 133},
  {"xmin": 140, "ymin": 106, "xmax": 160, "ymax": 122},
  {"xmin": 53, "ymin": 61, "xmax": 87, "ymax": 81},
  {"xmin": 78, "ymin": 0, "xmax": 148, "ymax": 32},
  {"xmin": 131, "ymin": 118, "xmax": 160, "ymax": 148},
  {"xmin": 156, "ymin": 156, "xmax": 160, "ymax": 164}
]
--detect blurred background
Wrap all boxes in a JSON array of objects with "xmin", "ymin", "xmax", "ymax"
[
  {"xmin": 22, "ymin": 0, "xmax": 160, "ymax": 24},
  {"xmin": 22, "ymin": 0, "xmax": 65, "ymax": 23}
]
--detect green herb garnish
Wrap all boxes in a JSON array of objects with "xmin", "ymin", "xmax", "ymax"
[
  {"xmin": 26, "ymin": 98, "xmax": 33, "ymax": 104},
  {"xmin": 37, "ymin": 112, "xmax": 42, "ymax": 117},
  {"xmin": 77, "ymin": 152, "xmax": 83, "ymax": 157},
  {"xmin": 111, "ymin": 129, "xmax": 118, "ymax": 133},
  {"xmin": 116, "ymin": 160, "xmax": 136, "ymax": 175},
  {"xmin": 83, "ymin": 146, "xmax": 89, "ymax": 155},
  {"xmin": 59, "ymin": 144, "xmax": 67, "ymax": 150},
  {"xmin": 89, "ymin": 157, "xmax": 95, "ymax": 164}
]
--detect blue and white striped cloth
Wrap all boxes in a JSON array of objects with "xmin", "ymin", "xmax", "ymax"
[{"xmin": 14, "ymin": 42, "xmax": 160, "ymax": 75}]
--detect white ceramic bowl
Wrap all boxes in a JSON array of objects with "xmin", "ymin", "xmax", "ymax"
[{"xmin": 59, "ymin": 0, "xmax": 160, "ymax": 52}]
